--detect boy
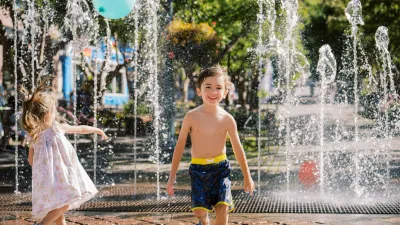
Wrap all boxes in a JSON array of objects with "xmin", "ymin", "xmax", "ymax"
[{"xmin": 166, "ymin": 65, "xmax": 254, "ymax": 225}]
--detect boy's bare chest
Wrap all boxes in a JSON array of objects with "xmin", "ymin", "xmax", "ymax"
[{"xmin": 191, "ymin": 118, "xmax": 227, "ymax": 135}]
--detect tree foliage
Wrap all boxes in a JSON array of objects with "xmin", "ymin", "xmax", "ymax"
[
  {"xmin": 166, "ymin": 19, "xmax": 220, "ymax": 79},
  {"xmin": 302, "ymin": 0, "xmax": 400, "ymax": 90},
  {"xmin": 170, "ymin": 0, "xmax": 259, "ymax": 106}
]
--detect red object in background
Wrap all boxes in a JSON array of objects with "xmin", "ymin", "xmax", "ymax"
[
  {"xmin": 168, "ymin": 52, "xmax": 175, "ymax": 59},
  {"xmin": 298, "ymin": 160, "xmax": 319, "ymax": 187}
]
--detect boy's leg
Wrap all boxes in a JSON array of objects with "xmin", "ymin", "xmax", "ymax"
[
  {"xmin": 39, "ymin": 205, "xmax": 69, "ymax": 225},
  {"xmin": 190, "ymin": 164, "xmax": 212, "ymax": 225},
  {"xmin": 214, "ymin": 204, "xmax": 229, "ymax": 225},
  {"xmin": 55, "ymin": 213, "xmax": 67, "ymax": 225},
  {"xmin": 213, "ymin": 160, "xmax": 232, "ymax": 225},
  {"xmin": 193, "ymin": 209, "xmax": 210, "ymax": 225}
]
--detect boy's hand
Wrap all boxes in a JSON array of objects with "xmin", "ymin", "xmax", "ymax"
[
  {"xmin": 244, "ymin": 177, "xmax": 255, "ymax": 195},
  {"xmin": 166, "ymin": 179, "xmax": 175, "ymax": 196},
  {"xmin": 98, "ymin": 130, "xmax": 108, "ymax": 140}
]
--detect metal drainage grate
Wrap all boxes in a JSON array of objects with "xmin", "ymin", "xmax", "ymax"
[
  {"xmin": 1, "ymin": 185, "xmax": 400, "ymax": 214},
  {"xmin": 232, "ymin": 192, "xmax": 400, "ymax": 214}
]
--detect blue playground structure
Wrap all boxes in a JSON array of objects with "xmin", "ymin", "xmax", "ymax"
[{"xmin": 60, "ymin": 38, "xmax": 134, "ymax": 108}]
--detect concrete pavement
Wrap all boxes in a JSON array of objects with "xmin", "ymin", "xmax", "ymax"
[{"xmin": 1, "ymin": 211, "xmax": 400, "ymax": 225}]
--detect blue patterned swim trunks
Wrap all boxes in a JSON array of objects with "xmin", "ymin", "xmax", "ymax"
[{"xmin": 189, "ymin": 156, "xmax": 234, "ymax": 212}]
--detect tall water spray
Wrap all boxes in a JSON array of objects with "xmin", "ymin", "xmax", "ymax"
[
  {"xmin": 375, "ymin": 26, "xmax": 395, "ymax": 187},
  {"xmin": 13, "ymin": 0, "xmax": 19, "ymax": 194},
  {"xmin": 317, "ymin": 44, "xmax": 337, "ymax": 191},
  {"xmin": 27, "ymin": 0, "xmax": 36, "ymax": 91},
  {"xmin": 375, "ymin": 26, "xmax": 396, "ymax": 97},
  {"xmin": 256, "ymin": 0, "xmax": 282, "ymax": 194},
  {"xmin": 151, "ymin": 0, "xmax": 161, "ymax": 200},
  {"xmin": 93, "ymin": 51, "xmax": 98, "ymax": 185},
  {"xmin": 256, "ymin": 0, "xmax": 265, "ymax": 195},
  {"xmin": 64, "ymin": 0, "xmax": 96, "ymax": 149},
  {"xmin": 256, "ymin": 0, "xmax": 311, "ymax": 192},
  {"xmin": 280, "ymin": 0, "xmax": 310, "ymax": 191},
  {"xmin": 265, "ymin": 0, "xmax": 278, "ymax": 51},
  {"xmin": 141, "ymin": 0, "xmax": 162, "ymax": 199},
  {"xmin": 64, "ymin": 0, "xmax": 98, "ymax": 183},
  {"xmin": 92, "ymin": 9, "xmax": 100, "ymax": 185},
  {"xmin": 282, "ymin": 0, "xmax": 296, "ymax": 193},
  {"xmin": 15, "ymin": 0, "xmax": 40, "ymax": 193},
  {"xmin": 132, "ymin": 2, "xmax": 140, "ymax": 195},
  {"xmin": 345, "ymin": 0, "xmax": 364, "ymax": 196},
  {"xmin": 13, "ymin": 0, "xmax": 55, "ymax": 193}
]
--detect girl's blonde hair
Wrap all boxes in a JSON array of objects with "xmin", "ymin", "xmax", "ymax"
[{"xmin": 20, "ymin": 77, "xmax": 58, "ymax": 142}]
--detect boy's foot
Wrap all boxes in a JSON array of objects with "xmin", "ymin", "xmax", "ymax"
[
  {"xmin": 195, "ymin": 215, "xmax": 210, "ymax": 225},
  {"xmin": 197, "ymin": 218, "xmax": 210, "ymax": 225}
]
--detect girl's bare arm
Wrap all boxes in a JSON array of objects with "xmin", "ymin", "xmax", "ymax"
[
  {"xmin": 59, "ymin": 123, "xmax": 108, "ymax": 140},
  {"xmin": 28, "ymin": 147, "xmax": 34, "ymax": 166}
]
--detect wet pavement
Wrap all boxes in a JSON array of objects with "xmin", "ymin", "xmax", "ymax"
[
  {"xmin": 2, "ymin": 184, "xmax": 400, "ymax": 214},
  {"xmin": 1, "ymin": 211, "xmax": 400, "ymax": 225}
]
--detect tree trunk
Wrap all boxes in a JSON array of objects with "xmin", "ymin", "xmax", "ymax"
[
  {"xmin": 183, "ymin": 77, "xmax": 190, "ymax": 103},
  {"xmin": 236, "ymin": 76, "xmax": 247, "ymax": 107}
]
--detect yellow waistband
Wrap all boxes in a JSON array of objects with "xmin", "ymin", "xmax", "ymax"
[{"xmin": 191, "ymin": 154, "xmax": 227, "ymax": 165}]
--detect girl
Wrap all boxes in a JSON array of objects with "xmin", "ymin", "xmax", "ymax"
[{"xmin": 21, "ymin": 79, "xmax": 108, "ymax": 225}]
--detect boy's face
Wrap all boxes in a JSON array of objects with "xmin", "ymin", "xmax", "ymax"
[{"xmin": 196, "ymin": 75, "xmax": 229, "ymax": 106}]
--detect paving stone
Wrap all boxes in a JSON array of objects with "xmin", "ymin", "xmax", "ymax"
[
  {"xmin": 0, "ymin": 214, "xmax": 17, "ymax": 222},
  {"xmin": 67, "ymin": 215, "xmax": 112, "ymax": 225},
  {"xmin": 0, "ymin": 219, "xmax": 31, "ymax": 225},
  {"xmin": 1, "ymin": 211, "xmax": 400, "ymax": 225},
  {"xmin": 105, "ymin": 219, "xmax": 141, "ymax": 224},
  {"xmin": 384, "ymin": 217, "xmax": 400, "ymax": 223}
]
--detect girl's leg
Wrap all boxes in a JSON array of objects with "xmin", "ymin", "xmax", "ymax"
[
  {"xmin": 193, "ymin": 209, "xmax": 209, "ymax": 225},
  {"xmin": 214, "ymin": 204, "xmax": 229, "ymax": 225},
  {"xmin": 39, "ymin": 205, "xmax": 69, "ymax": 225},
  {"xmin": 55, "ymin": 213, "xmax": 67, "ymax": 225}
]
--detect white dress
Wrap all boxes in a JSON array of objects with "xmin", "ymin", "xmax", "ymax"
[{"xmin": 30, "ymin": 123, "xmax": 98, "ymax": 219}]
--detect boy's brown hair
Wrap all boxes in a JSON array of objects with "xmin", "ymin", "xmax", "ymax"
[{"xmin": 196, "ymin": 65, "xmax": 233, "ymax": 90}]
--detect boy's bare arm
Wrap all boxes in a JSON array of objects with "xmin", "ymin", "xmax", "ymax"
[
  {"xmin": 227, "ymin": 115, "xmax": 254, "ymax": 194},
  {"xmin": 168, "ymin": 114, "xmax": 192, "ymax": 183},
  {"xmin": 227, "ymin": 116, "xmax": 251, "ymax": 179}
]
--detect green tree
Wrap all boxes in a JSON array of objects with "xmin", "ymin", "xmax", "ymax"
[
  {"xmin": 302, "ymin": 0, "xmax": 400, "ymax": 95},
  {"xmin": 169, "ymin": 0, "xmax": 259, "ymax": 106}
]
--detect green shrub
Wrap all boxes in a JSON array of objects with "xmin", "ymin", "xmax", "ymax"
[{"xmin": 123, "ymin": 100, "xmax": 151, "ymax": 115}]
